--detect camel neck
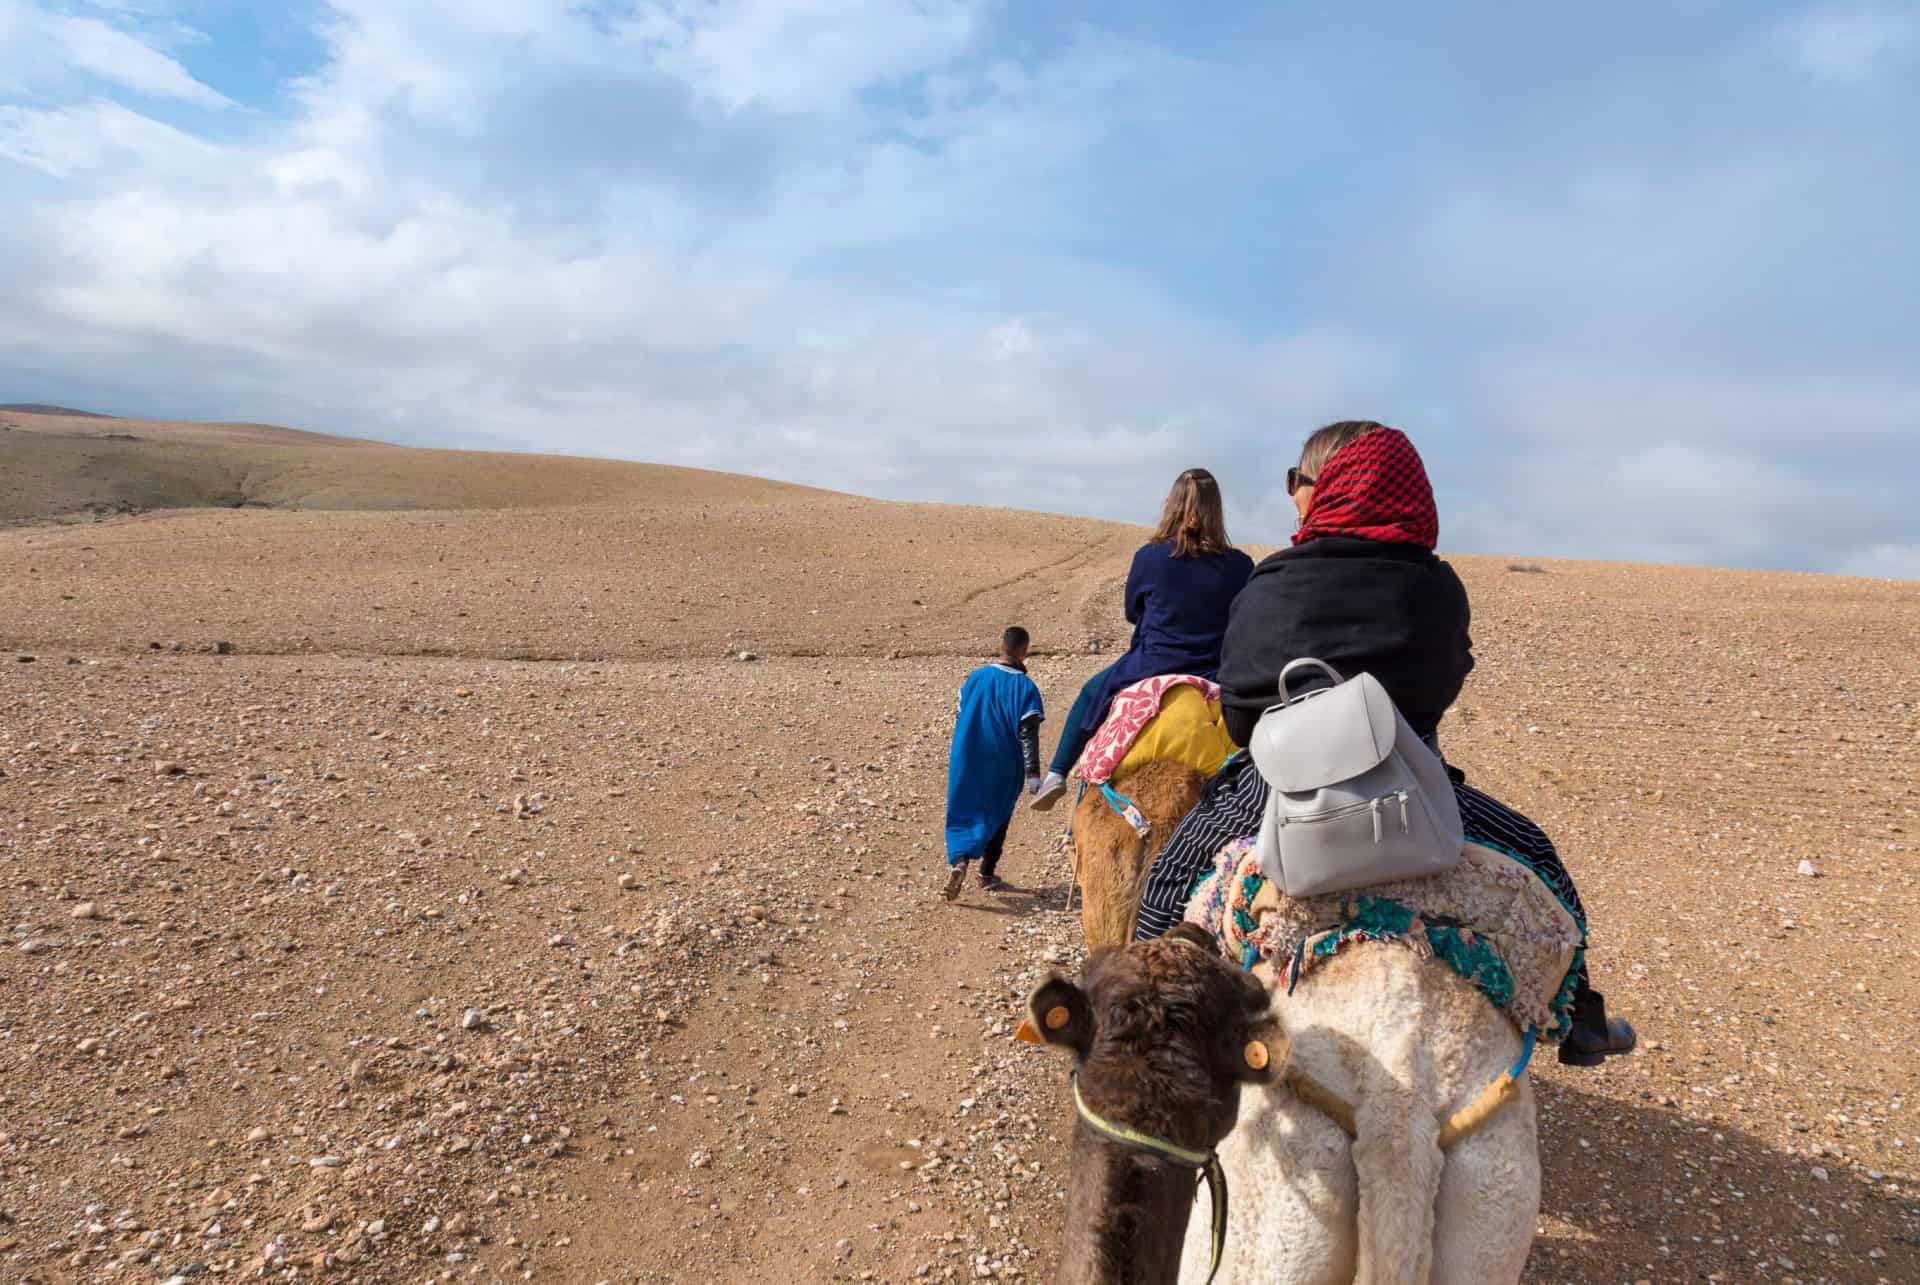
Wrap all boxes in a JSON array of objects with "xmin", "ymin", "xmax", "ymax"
[{"xmin": 1055, "ymin": 1125, "xmax": 1199, "ymax": 1285}]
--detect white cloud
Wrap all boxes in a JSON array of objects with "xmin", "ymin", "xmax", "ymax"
[
  {"xmin": 0, "ymin": 1, "xmax": 1915, "ymax": 576},
  {"xmin": 0, "ymin": 98, "xmax": 217, "ymax": 177},
  {"xmin": 1775, "ymin": 2, "xmax": 1920, "ymax": 84},
  {"xmin": 618, "ymin": 0, "xmax": 982, "ymax": 113},
  {"xmin": 0, "ymin": 0, "xmax": 229, "ymax": 107}
]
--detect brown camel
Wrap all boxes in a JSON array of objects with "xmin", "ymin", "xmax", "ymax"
[
  {"xmin": 1023, "ymin": 923, "xmax": 1279, "ymax": 1284},
  {"xmin": 1069, "ymin": 759, "xmax": 1205, "ymax": 948}
]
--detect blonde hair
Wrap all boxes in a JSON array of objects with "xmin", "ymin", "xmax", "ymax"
[
  {"xmin": 1150, "ymin": 468, "xmax": 1232, "ymax": 558},
  {"xmin": 1298, "ymin": 421, "xmax": 1385, "ymax": 483}
]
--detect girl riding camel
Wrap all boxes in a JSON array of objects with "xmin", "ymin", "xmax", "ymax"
[
  {"xmin": 1136, "ymin": 422, "xmax": 1635, "ymax": 1067},
  {"xmin": 1030, "ymin": 468, "xmax": 1254, "ymax": 811}
]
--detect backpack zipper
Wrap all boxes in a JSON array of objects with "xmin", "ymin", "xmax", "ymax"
[{"xmin": 1278, "ymin": 794, "xmax": 1408, "ymax": 843}]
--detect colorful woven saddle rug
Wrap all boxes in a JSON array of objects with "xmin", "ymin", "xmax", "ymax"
[{"xmin": 1186, "ymin": 837, "xmax": 1585, "ymax": 1040}]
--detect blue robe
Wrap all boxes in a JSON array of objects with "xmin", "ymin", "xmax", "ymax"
[
  {"xmin": 1077, "ymin": 541, "xmax": 1255, "ymax": 737},
  {"xmin": 945, "ymin": 663, "xmax": 1044, "ymax": 860}
]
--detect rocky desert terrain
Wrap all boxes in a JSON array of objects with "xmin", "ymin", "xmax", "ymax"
[{"xmin": 1, "ymin": 411, "xmax": 1916, "ymax": 1284}]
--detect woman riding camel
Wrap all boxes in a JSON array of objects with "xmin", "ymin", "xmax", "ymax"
[
  {"xmin": 1135, "ymin": 421, "xmax": 1635, "ymax": 1067},
  {"xmin": 1030, "ymin": 468, "xmax": 1254, "ymax": 811}
]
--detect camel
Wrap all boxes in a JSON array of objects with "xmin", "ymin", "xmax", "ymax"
[
  {"xmin": 1068, "ymin": 758, "xmax": 1206, "ymax": 948},
  {"xmin": 1023, "ymin": 924, "xmax": 1539, "ymax": 1285}
]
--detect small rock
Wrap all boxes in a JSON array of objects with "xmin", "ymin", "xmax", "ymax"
[
  {"xmin": 70, "ymin": 901, "xmax": 98, "ymax": 920},
  {"xmin": 1797, "ymin": 859, "xmax": 1819, "ymax": 877},
  {"xmin": 461, "ymin": 1008, "xmax": 491, "ymax": 1032},
  {"xmin": 617, "ymin": 872, "xmax": 638, "ymax": 891},
  {"xmin": 455, "ymin": 687, "xmax": 474, "ymax": 698},
  {"xmin": 154, "ymin": 760, "xmax": 185, "ymax": 776},
  {"xmin": 736, "ymin": 651, "xmax": 759, "ymax": 662},
  {"xmin": 19, "ymin": 940, "xmax": 48, "ymax": 955},
  {"xmin": 214, "ymin": 641, "xmax": 234, "ymax": 655},
  {"xmin": 689, "ymin": 1150, "xmax": 712, "ymax": 1169},
  {"xmin": 77, "ymin": 1037, "xmax": 102, "ymax": 1054},
  {"xmin": 1812, "ymin": 1166, "xmax": 1829, "ymax": 1181},
  {"xmin": 747, "ymin": 905, "xmax": 768, "ymax": 922},
  {"xmin": 246, "ymin": 1126, "xmax": 272, "ymax": 1144}
]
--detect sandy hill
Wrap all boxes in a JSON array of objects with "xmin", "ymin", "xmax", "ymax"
[
  {"xmin": 0, "ymin": 406, "xmax": 823, "ymax": 526},
  {"xmin": 0, "ymin": 406, "xmax": 1160, "ymax": 660},
  {"xmin": 1, "ymin": 410, "xmax": 1917, "ymax": 1283}
]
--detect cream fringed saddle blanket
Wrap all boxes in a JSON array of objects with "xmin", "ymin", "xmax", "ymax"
[{"xmin": 1186, "ymin": 838, "xmax": 1584, "ymax": 1039}]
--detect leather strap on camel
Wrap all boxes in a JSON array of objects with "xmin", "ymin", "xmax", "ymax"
[{"xmin": 1284, "ymin": 1026, "xmax": 1536, "ymax": 1149}]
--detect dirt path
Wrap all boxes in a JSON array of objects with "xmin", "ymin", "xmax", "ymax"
[{"xmin": 3, "ymin": 501, "xmax": 1918, "ymax": 1283}]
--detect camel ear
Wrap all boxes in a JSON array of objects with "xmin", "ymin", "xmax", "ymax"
[
  {"xmin": 1165, "ymin": 922, "xmax": 1219, "ymax": 957},
  {"xmin": 1023, "ymin": 974, "xmax": 1094, "ymax": 1058},
  {"xmin": 1232, "ymin": 1015, "xmax": 1287, "ymax": 1085},
  {"xmin": 1211, "ymin": 970, "xmax": 1284, "ymax": 1084}
]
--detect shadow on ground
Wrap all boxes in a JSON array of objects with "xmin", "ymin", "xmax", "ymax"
[{"xmin": 1530, "ymin": 1078, "xmax": 1917, "ymax": 1282}]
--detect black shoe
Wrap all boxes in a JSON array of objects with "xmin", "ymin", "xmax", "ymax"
[
  {"xmin": 1558, "ymin": 985, "xmax": 1636, "ymax": 1067},
  {"xmin": 977, "ymin": 872, "xmax": 1007, "ymax": 892},
  {"xmin": 1559, "ymin": 1017, "xmax": 1637, "ymax": 1066}
]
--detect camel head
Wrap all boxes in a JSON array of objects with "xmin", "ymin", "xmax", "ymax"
[{"xmin": 1020, "ymin": 923, "xmax": 1284, "ymax": 1285}]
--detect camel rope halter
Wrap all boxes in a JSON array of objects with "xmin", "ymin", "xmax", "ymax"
[{"xmin": 1069, "ymin": 1074, "xmax": 1229, "ymax": 1285}]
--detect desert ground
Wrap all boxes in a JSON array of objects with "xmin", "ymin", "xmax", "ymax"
[{"xmin": 1, "ymin": 410, "xmax": 1916, "ymax": 1284}]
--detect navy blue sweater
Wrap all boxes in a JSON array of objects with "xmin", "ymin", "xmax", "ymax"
[{"xmin": 1078, "ymin": 541, "xmax": 1255, "ymax": 737}]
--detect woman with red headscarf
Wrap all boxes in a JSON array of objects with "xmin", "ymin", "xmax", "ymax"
[{"xmin": 1135, "ymin": 422, "xmax": 1635, "ymax": 1068}]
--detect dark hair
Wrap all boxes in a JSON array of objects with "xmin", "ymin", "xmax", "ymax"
[
  {"xmin": 1149, "ymin": 468, "xmax": 1232, "ymax": 557},
  {"xmin": 1001, "ymin": 626, "xmax": 1030, "ymax": 654},
  {"xmin": 1298, "ymin": 421, "xmax": 1385, "ymax": 482}
]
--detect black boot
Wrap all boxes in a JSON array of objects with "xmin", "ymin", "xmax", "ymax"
[{"xmin": 1559, "ymin": 984, "xmax": 1637, "ymax": 1067}]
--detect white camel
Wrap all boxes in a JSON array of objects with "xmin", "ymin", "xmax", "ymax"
[{"xmin": 1023, "ymin": 926, "xmax": 1539, "ymax": 1285}]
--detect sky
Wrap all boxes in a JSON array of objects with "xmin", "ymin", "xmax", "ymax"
[{"xmin": 1, "ymin": 1, "xmax": 1917, "ymax": 577}]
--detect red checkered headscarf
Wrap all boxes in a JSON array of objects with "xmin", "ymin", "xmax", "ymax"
[{"xmin": 1292, "ymin": 426, "xmax": 1439, "ymax": 549}]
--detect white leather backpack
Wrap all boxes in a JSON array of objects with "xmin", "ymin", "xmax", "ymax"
[{"xmin": 1249, "ymin": 658, "xmax": 1464, "ymax": 898}]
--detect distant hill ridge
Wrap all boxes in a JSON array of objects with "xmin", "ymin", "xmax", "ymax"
[
  {"xmin": 0, "ymin": 403, "xmax": 114, "ymax": 417},
  {"xmin": 0, "ymin": 405, "xmax": 843, "ymax": 527}
]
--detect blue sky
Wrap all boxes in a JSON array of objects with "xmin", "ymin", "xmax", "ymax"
[{"xmin": 2, "ymin": 1, "xmax": 1917, "ymax": 576}]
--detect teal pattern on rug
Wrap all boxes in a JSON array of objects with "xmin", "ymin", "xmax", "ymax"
[{"xmin": 1303, "ymin": 894, "xmax": 1556, "ymax": 1033}]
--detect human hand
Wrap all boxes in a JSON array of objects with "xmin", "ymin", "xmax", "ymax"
[{"xmin": 1025, "ymin": 776, "xmax": 1042, "ymax": 795}]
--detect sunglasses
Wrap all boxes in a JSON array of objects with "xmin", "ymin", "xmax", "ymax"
[{"xmin": 1286, "ymin": 467, "xmax": 1315, "ymax": 495}]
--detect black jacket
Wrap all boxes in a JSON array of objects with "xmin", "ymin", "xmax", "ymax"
[{"xmin": 1218, "ymin": 537, "xmax": 1473, "ymax": 746}]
